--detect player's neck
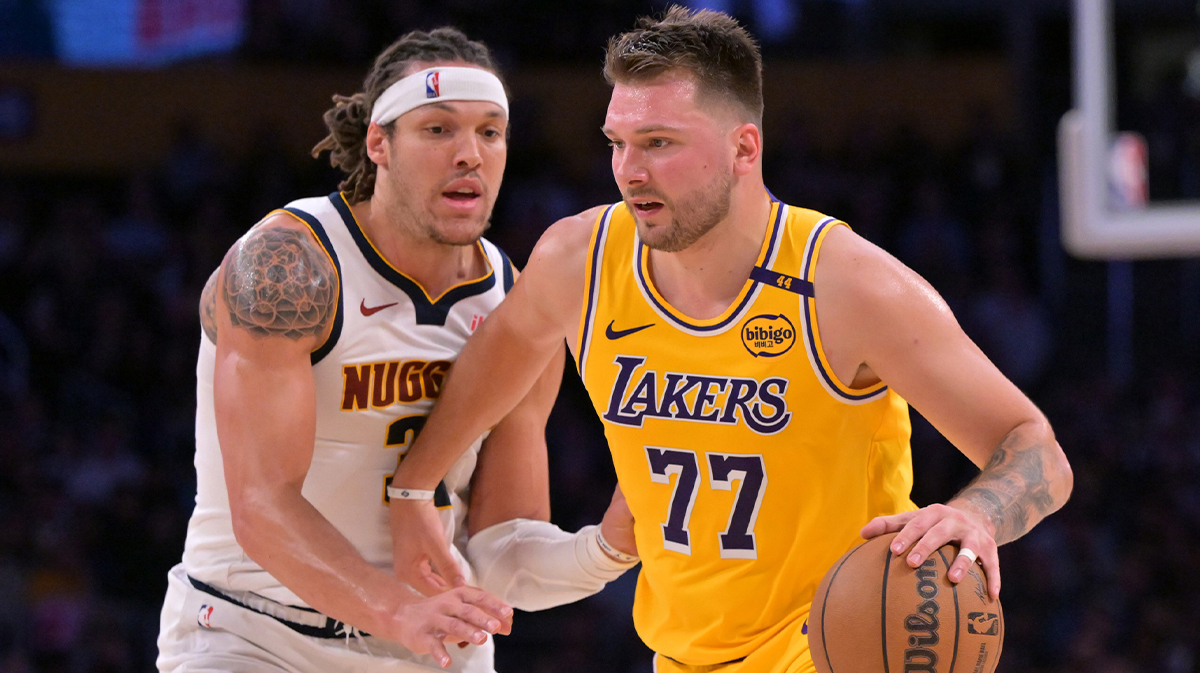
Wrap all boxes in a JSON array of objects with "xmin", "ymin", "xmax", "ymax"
[
  {"xmin": 646, "ymin": 187, "xmax": 772, "ymax": 321},
  {"xmin": 352, "ymin": 198, "xmax": 488, "ymax": 299}
]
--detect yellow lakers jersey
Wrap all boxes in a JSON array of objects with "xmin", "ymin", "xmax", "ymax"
[{"xmin": 575, "ymin": 200, "xmax": 917, "ymax": 666}]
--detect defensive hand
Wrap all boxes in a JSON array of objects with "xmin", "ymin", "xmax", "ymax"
[
  {"xmin": 599, "ymin": 484, "xmax": 637, "ymax": 558},
  {"xmin": 861, "ymin": 502, "xmax": 1000, "ymax": 600},
  {"xmin": 390, "ymin": 498, "xmax": 467, "ymax": 596},
  {"xmin": 386, "ymin": 586, "xmax": 513, "ymax": 669}
]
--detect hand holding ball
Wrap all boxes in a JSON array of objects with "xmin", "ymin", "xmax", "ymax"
[{"xmin": 809, "ymin": 533, "xmax": 1004, "ymax": 673}]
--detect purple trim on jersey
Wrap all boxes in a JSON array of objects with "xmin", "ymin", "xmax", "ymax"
[
  {"xmin": 800, "ymin": 218, "xmax": 888, "ymax": 402},
  {"xmin": 748, "ymin": 266, "xmax": 814, "ymax": 297},
  {"xmin": 635, "ymin": 200, "xmax": 784, "ymax": 333},
  {"xmin": 577, "ymin": 205, "xmax": 616, "ymax": 372}
]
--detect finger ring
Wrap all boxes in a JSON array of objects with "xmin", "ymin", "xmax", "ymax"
[{"xmin": 956, "ymin": 548, "xmax": 978, "ymax": 564}]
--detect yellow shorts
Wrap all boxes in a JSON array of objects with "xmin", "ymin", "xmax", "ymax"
[{"xmin": 652, "ymin": 618, "xmax": 817, "ymax": 673}]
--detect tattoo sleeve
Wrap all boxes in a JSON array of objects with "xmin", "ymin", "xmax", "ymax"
[
  {"xmin": 200, "ymin": 268, "xmax": 220, "ymax": 343},
  {"xmin": 953, "ymin": 431, "xmax": 1059, "ymax": 545},
  {"xmin": 221, "ymin": 227, "xmax": 337, "ymax": 340}
]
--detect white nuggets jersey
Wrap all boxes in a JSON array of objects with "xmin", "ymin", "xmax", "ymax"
[{"xmin": 183, "ymin": 192, "xmax": 514, "ymax": 607}]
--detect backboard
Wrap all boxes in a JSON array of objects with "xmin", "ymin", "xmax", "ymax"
[{"xmin": 1059, "ymin": 0, "xmax": 1200, "ymax": 258}]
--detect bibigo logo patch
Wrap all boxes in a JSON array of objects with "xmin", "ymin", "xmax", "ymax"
[{"xmin": 741, "ymin": 314, "xmax": 796, "ymax": 358}]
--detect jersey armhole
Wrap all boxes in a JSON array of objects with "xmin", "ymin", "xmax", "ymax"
[
  {"xmin": 277, "ymin": 207, "xmax": 344, "ymax": 365},
  {"xmin": 496, "ymin": 246, "xmax": 515, "ymax": 293},
  {"xmin": 800, "ymin": 219, "xmax": 888, "ymax": 405},
  {"xmin": 574, "ymin": 205, "xmax": 616, "ymax": 374}
]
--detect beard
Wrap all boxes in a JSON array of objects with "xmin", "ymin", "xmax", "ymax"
[
  {"xmin": 629, "ymin": 169, "xmax": 733, "ymax": 253},
  {"xmin": 389, "ymin": 169, "xmax": 494, "ymax": 247}
]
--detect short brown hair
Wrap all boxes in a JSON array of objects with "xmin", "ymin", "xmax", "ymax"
[
  {"xmin": 312, "ymin": 28, "xmax": 504, "ymax": 204},
  {"xmin": 604, "ymin": 5, "xmax": 763, "ymax": 126}
]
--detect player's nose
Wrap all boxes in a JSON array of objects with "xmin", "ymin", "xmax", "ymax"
[
  {"xmin": 454, "ymin": 134, "xmax": 483, "ymax": 170},
  {"xmin": 612, "ymin": 147, "xmax": 648, "ymax": 186}
]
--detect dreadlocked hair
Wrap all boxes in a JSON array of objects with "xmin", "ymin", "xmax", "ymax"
[{"xmin": 311, "ymin": 27, "xmax": 504, "ymax": 204}]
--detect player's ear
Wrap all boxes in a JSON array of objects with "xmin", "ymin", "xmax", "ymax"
[
  {"xmin": 731, "ymin": 122, "xmax": 761, "ymax": 176},
  {"xmin": 366, "ymin": 122, "xmax": 390, "ymax": 168}
]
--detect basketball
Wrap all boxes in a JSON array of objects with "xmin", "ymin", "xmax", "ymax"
[{"xmin": 809, "ymin": 533, "xmax": 1004, "ymax": 673}]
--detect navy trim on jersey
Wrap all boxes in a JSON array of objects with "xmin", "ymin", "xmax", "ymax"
[
  {"xmin": 749, "ymin": 266, "xmax": 814, "ymax": 297},
  {"xmin": 635, "ymin": 199, "xmax": 785, "ymax": 333},
  {"xmin": 283, "ymin": 206, "xmax": 344, "ymax": 366},
  {"xmin": 497, "ymin": 247, "xmax": 515, "ymax": 293},
  {"xmin": 577, "ymin": 204, "xmax": 616, "ymax": 373},
  {"xmin": 800, "ymin": 218, "xmax": 888, "ymax": 402},
  {"xmin": 329, "ymin": 193, "xmax": 497, "ymax": 326}
]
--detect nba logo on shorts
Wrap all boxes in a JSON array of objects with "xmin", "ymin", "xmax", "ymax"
[
  {"xmin": 426, "ymin": 72, "xmax": 440, "ymax": 98},
  {"xmin": 197, "ymin": 604, "xmax": 214, "ymax": 629}
]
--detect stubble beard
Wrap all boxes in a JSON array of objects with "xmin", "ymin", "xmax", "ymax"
[
  {"xmin": 633, "ymin": 170, "xmax": 734, "ymax": 253},
  {"xmin": 391, "ymin": 170, "xmax": 493, "ymax": 247}
]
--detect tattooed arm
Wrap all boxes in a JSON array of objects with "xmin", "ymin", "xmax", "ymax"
[
  {"xmin": 816, "ymin": 225, "xmax": 1073, "ymax": 600},
  {"xmin": 949, "ymin": 422, "xmax": 1070, "ymax": 546},
  {"xmin": 211, "ymin": 215, "xmax": 510, "ymax": 659},
  {"xmin": 199, "ymin": 268, "xmax": 219, "ymax": 343}
]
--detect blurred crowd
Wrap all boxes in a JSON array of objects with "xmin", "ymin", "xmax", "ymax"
[
  {"xmin": 0, "ymin": 0, "xmax": 896, "ymax": 65},
  {"xmin": 2, "ymin": 2, "xmax": 1200, "ymax": 673}
]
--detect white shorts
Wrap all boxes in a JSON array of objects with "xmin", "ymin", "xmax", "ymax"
[{"xmin": 157, "ymin": 564, "xmax": 495, "ymax": 673}]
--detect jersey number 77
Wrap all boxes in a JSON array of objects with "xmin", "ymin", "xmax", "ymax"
[{"xmin": 645, "ymin": 447, "xmax": 766, "ymax": 559}]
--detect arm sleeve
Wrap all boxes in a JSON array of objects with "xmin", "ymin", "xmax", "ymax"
[{"xmin": 465, "ymin": 519, "xmax": 639, "ymax": 612}]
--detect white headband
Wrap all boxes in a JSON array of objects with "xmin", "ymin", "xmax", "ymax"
[{"xmin": 370, "ymin": 66, "xmax": 508, "ymax": 126}]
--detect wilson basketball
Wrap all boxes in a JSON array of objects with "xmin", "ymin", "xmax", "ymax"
[{"xmin": 809, "ymin": 532, "xmax": 1004, "ymax": 673}]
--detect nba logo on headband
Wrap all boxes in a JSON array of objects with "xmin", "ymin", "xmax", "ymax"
[{"xmin": 371, "ymin": 67, "xmax": 508, "ymax": 126}]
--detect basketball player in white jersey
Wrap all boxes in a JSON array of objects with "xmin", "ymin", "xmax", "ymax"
[{"xmin": 157, "ymin": 28, "xmax": 639, "ymax": 673}]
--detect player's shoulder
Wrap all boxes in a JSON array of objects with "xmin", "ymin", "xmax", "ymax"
[
  {"xmin": 231, "ymin": 206, "xmax": 335, "ymax": 265},
  {"xmin": 220, "ymin": 210, "xmax": 337, "ymax": 284},
  {"xmin": 212, "ymin": 207, "xmax": 340, "ymax": 344},
  {"xmin": 544, "ymin": 204, "xmax": 610, "ymax": 245},
  {"xmin": 816, "ymin": 222, "xmax": 946, "ymax": 313},
  {"xmin": 246, "ymin": 193, "xmax": 345, "ymax": 240},
  {"xmin": 528, "ymin": 205, "xmax": 610, "ymax": 264},
  {"xmin": 783, "ymin": 203, "xmax": 838, "ymax": 228},
  {"xmin": 253, "ymin": 207, "xmax": 324, "ymax": 238}
]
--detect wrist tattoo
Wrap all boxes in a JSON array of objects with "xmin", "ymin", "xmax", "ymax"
[{"xmin": 221, "ymin": 227, "xmax": 337, "ymax": 340}]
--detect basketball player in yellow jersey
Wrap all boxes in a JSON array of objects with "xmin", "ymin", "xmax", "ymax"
[{"xmin": 389, "ymin": 7, "xmax": 1073, "ymax": 671}]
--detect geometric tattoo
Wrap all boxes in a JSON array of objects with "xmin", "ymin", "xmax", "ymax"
[
  {"xmin": 221, "ymin": 227, "xmax": 337, "ymax": 340},
  {"xmin": 200, "ymin": 267, "xmax": 220, "ymax": 343}
]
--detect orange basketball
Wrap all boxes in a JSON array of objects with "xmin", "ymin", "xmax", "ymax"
[{"xmin": 809, "ymin": 532, "xmax": 1004, "ymax": 673}]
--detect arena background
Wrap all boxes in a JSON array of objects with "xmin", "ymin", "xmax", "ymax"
[{"xmin": 1, "ymin": 1, "xmax": 1198, "ymax": 671}]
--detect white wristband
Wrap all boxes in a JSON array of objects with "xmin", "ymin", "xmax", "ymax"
[
  {"xmin": 594, "ymin": 528, "xmax": 639, "ymax": 565},
  {"xmin": 386, "ymin": 486, "xmax": 436, "ymax": 501}
]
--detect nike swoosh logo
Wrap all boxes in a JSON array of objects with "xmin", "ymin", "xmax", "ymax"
[
  {"xmin": 360, "ymin": 299, "xmax": 399, "ymax": 316},
  {"xmin": 605, "ymin": 320, "xmax": 654, "ymax": 340}
]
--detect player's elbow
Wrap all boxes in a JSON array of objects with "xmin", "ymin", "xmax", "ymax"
[
  {"xmin": 227, "ymin": 488, "xmax": 275, "ymax": 557},
  {"xmin": 1030, "ymin": 417, "xmax": 1073, "ymax": 511},
  {"xmin": 228, "ymin": 498, "xmax": 258, "ymax": 551},
  {"xmin": 1048, "ymin": 441, "xmax": 1073, "ymax": 508},
  {"xmin": 1024, "ymin": 418, "xmax": 1072, "ymax": 510}
]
